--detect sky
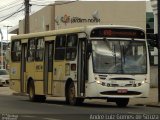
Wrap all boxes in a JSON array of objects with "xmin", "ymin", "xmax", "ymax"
[
  {"xmin": 0, "ymin": 0, "xmax": 151, "ymax": 41},
  {"xmin": 0, "ymin": 0, "xmax": 56, "ymax": 41}
]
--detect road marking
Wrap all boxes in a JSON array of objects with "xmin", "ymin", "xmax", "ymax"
[
  {"xmin": 43, "ymin": 118, "xmax": 61, "ymax": 120},
  {"xmin": 21, "ymin": 115, "xmax": 36, "ymax": 118},
  {"xmin": 127, "ymin": 112, "xmax": 134, "ymax": 114},
  {"xmin": 44, "ymin": 103, "xmax": 64, "ymax": 107},
  {"xmin": 127, "ymin": 112, "xmax": 143, "ymax": 114}
]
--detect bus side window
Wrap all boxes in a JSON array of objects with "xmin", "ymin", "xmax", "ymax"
[
  {"xmin": 35, "ymin": 38, "xmax": 44, "ymax": 61},
  {"xmin": 55, "ymin": 35, "xmax": 66, "ymax": 60},
  {"xmin": 11, "ymin": 40, "xmax": 21, "ymax": 62},
  {"xmin": 27, "ymin": 38, "xmax": 35, "ymax": 62},
  {"xmin": 66, "ymin": 34, "xmax": 78, "ymax": 60},
  {"xmin": 48, "ymin": 43, "xmax": 53, "ymax": 72}
]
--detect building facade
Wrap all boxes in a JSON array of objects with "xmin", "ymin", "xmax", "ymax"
[{"xmin": 16, "ymin": 1, "xmax": 146, "ymax": 34}]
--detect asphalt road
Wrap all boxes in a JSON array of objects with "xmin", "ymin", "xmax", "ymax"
[{"xmin": 0, "ymin": 93, "xmax": 159, "ymax": 120}]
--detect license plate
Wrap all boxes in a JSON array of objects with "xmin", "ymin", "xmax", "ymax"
[{"xmin": 117, "ymin": 89, "xmax": 128, "ymax": 93}]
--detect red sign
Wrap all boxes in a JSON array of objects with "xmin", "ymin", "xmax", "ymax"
[
  {"xmin": 90, "ymin": 28, "xmax": 145, "ymax": 39},
  {"xmin": 103, "ymin": 30, "xmax": 137, "ymax": 37},
  {"xmin": 117, "ymin": 89, "xmax": 128, "ymax": 94}
]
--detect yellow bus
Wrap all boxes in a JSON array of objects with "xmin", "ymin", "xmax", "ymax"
[{"xmin": 10, "ymin": 25, "xmax": 150, "ymax": 107}]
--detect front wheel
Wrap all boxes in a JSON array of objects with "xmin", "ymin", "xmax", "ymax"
[
  {"xmin": 115, "ymin": 98, "xmax": 129, "ymax": 107},
  {"xmin": 66, "ymin": 82, "xmax": 84, "ymax": 105}
]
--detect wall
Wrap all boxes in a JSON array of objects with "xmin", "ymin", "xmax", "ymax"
[
  {"xmin": 18, "ymin": 1, "xmax": 146, "ymax": 34},
  {"xmin": 19, "ymin": 5, "xmax": 55, "ymax": 34},
  {"xmin": 55, "ymin": 1, "xmax": 146, "ymax": 30}
]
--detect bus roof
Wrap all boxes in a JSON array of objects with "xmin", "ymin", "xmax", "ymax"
[{"xmin": 11, "ymin": 25, "xmax": 144, "ymax": 40}]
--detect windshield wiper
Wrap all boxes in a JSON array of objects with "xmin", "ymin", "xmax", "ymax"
[
  {"xmin": 119, "ymin": 42, "xmax": 124, "ymax": 73},
  {"xmin": 113, "ymin": 44, "xmax": 117, "ymax": 66},
  {"xmin": 122, "ymin": 46, "xmax": 126, "ymax": 64}
]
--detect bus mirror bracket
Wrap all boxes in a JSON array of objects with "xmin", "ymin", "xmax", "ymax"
[{"xmin": 87, "ymin": 43, "xmax": 92, "ymax": 53}]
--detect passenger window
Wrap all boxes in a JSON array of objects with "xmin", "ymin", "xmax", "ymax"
[
  {"xmin": 55, "ymin": 35, "xmax": 66, "ymax": 47},
  {"xmin": 27, "ymin": 38, "xmax": 35, "ymax": 61},
  {"xmin": 35, "ymin": 38, "xmax": 44, "ymax": 61},
  {"xmin": 48, "ymin": 43, "xmax": 54, "ymax": 72},
  {"xmin": 66, "ymin": 34, "xmax": 78, "ymax": 60},
  {"xmin": 55, "ymin": 35, "xmax": 66, "ymax": 60},
  {"xmin": 11, "ymin": 40, "xmax": 21, "ymax": 62}
]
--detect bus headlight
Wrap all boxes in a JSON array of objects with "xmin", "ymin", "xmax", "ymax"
[
  {"xmin": 96, "ymin": 80, "xmax": 101, "ymax": 84},
  {"xmin": 141, "ymin": 81, "xmax": 145, "ymax": 84},
  {"xmin": 96, "ymin": 80, "xmax": 106, "ymax": 86}
]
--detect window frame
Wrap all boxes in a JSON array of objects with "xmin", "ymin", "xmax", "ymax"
[
  {"xmin": 27, "ymin": 38, "xmax": 36, "ymax": 62},
  {"xmin": 55, "ymin": 35, "xmax": 66, "ymax": 60},
  {"xmin": 66, "ymin": 34, "xmax": 78, "ymax": 61},
  {"xmin": 11, "ymin": 40, "xmax": 21, "ymax": 62},
  {"xmin": 35, "ymin": 37, "xmax": 44, "ymax": 61}
]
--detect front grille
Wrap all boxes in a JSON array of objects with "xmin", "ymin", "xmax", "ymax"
[
  {"xmin": 108, "ymin": 84, "xmax": 133, "ymax": 87},
  {"xmin": 125, "ymin": 84, "xmax": 133, "ymax": 87},
  {"xmin": 100, "ymin": 91, "xmax": 141, "ymax": 95},
  {"xmin": 109, "ymin": 78, "xmax": 135, "ymax": 80},
  {"xmin": 111, "ymin": 84, "xmax": 119, "ymax": 87}
]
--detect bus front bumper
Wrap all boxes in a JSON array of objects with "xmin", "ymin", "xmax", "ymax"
[{"xmin": 85, "ymin": 81, "xmax": 150, "ymax": 98}]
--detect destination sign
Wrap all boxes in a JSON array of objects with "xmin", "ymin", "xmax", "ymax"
[{"xmin": 90, "ymin": 28, "xmax": 145, "ymax": 39}]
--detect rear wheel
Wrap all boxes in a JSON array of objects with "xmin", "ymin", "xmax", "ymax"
[
  {"xmin": 28, "ymin": 81, "xmax": 46, "ymax": 102},
  {"xmin": 28, "ymin": 81, "xmax": 37, "ymax": 101},
  {"xmin": 115, "ymin": 98, "xmax": 129, "ymax": 107},
  {"xmin": 37, "ymin": 95, "xmax": 46, "ymax": 102},
  {"xmin": 66, "ymin": 82, "xmax": 84, "ymax": 105}
]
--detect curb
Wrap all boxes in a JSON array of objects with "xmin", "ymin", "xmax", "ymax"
[
  {"xmin": 135, "ymin": 104, "xmax": 160, "ymax": 108},
  {"xmin": 12, "ymin": 92, "xmax": 28, "ymax": 96},
  {"xmin": 146, "ymin": 104, "xmax": 160, "ymax": 108}
]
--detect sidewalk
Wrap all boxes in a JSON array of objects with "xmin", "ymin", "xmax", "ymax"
[{"xmin": 0, "ymin": 86, "xmax": 14, "ymax": 95}]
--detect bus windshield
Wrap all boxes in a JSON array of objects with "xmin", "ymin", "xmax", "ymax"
[{"xmin": 92, "ymin": 39, "xmax": 147, "ymax": 74}]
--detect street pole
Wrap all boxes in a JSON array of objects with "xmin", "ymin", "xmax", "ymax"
[
  {"xmin": 0, "ymin": 29, "xmax": 3, "ymax": 69},
  {"xmin": 158, "ymin": 0, "xmax": 160, "ymax": 103},
  {"xmin": 24, "ymin": 0, "xmax": 30, "ymax": 34},
  {"xmin": 3, "ymin": 25, "xmax": 12, "ymax": 69}
]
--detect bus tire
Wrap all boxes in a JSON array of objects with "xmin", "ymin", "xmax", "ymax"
[
  {"xmin": 66, "ymin": 82, "xmax": 84, "ymax": 105},
  {"xmin": 115, "ymin": 98, "xmax": 129, "ymax": 107},
  {"xmin": 76, "ymin": 98, "xmax": 84, "ymax": 105},
  {"xmin": 38, "ymin": 95, "xmax": 46, "ymax": 102},
  {"xmin": 28, "ymin": 81, "xmax": 37, "ymax": 102}
]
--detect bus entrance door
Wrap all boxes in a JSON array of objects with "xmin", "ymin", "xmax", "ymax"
[
  {"xmin": 44, "ymin": 41, "xmax": 54, "ymax": 95},
  {"xmin": 77, "ymin": 38, "xmax": 87, "ymax": 97},
  {"xmin": 20, "ymin": 43, "xmax": 27, "ymax": 93}
]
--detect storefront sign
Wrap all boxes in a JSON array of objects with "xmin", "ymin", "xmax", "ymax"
[{"xmin": 60, "ymin": 14, "xmax": 101, "ymax": 25}]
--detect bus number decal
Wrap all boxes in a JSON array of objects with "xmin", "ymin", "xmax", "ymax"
[
  {"xmin": 36, "ymin": 65, "xmax": 43, "ymax": 71},
  {"xmin": 11, "ymin": 67, "xmax": 17, "ymax": 75}
]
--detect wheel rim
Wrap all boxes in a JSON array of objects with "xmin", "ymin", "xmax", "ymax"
[{"xmin": 29, "ymin": 86, "xmax": 34, "ymax": 99}]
